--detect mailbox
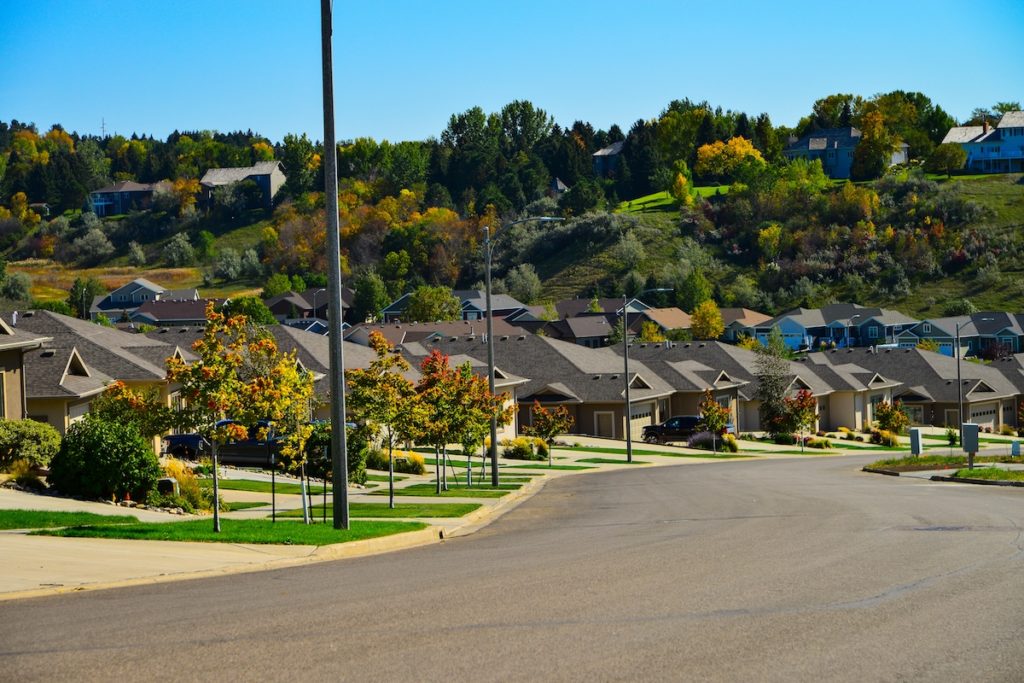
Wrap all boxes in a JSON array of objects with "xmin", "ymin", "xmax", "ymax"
[
  {"xmin": 909, "ymin": 428, "xmax": 922, "ymax": 456},
  {"xmin": 961, "ymin": 423, "xmax": 980, "ymax": 453}
]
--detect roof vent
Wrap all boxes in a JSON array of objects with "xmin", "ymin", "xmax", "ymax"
[
  {"xmin": 517, "ymin": 335, "xmax": 526, "ymax": 340},
  {"xmin": 500, "ymin": 335, "xmax": 509, "ymax": 341},
  {"xmin": 699, "ymin": 343, "xmax": 706, "ymax": 348},
  {"xmin": 40, "ymin": 348, "xmax": 55, "ymax": 357},
  {"xmin": 684, "ymin": 343, "xmax": 691, "ymax": 348}
]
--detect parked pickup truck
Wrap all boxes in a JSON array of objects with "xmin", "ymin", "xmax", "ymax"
[
  {"xmin": 162, "ymin": 420, "xmax": 284, "ymax": 468},
  {"xmin": 641, "ymin": 415, "xmax": 735, "ymax": 445}
]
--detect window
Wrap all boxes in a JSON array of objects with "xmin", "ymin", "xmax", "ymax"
[
  {"xmin": 868, "ymin": 326, "xmax": 879, "ymax": 339},
  {"xmin": 922, "ymin": 323, "xmax": 932, "ymax": 333}
]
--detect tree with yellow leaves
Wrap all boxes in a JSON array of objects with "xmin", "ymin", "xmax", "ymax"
[
  {"xmin": 691, "ymin": 299, "xmax": 725, "ymax": 340},
  {"xmin": 695, "ymin": 136, "xmax": 766, "ymax": 183},
  {"xmin": 166, "ymin": 302, "xmax": 315, "ymax": 531}
]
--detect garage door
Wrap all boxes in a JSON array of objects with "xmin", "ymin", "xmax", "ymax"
[{"xmin": 969, "ymin": 402, "xmax": 998, "ymax": 429}]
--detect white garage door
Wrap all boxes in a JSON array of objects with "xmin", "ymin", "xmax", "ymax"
[{"xmin": 969, "ymin": 402, "xmax": 998, "ymax": 429}]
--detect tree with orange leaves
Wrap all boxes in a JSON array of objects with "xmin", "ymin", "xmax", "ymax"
[{"xmin": 166, "ymin": 302, "xmax": 315, "ymax": 530}]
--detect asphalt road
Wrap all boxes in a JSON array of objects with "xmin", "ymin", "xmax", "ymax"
[{"xmin": 3, "ymin": 456, "xmax": 1023, "ymax": 682}]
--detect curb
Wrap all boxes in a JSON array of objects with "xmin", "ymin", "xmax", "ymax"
[
  {"xmin": 862, "ymin": 466, "xmax": 901, "ymax": 476},
  {"xmin": 929, "ymin": 475, "xmax": 1024, "ymax": 487}
]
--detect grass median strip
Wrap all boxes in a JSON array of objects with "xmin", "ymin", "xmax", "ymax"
[
  {"xmin": 866, "ymin": 454, "xmax": 1016, "ymax": 470},
  {"xmin": 274, "ymin": 502, "xmax": 481, "ymax": 518},
  {"xmin": 33, "ymin": 518, "xmax": 426, "ymax": 545},
  {"xmin": 202, "ymin": 479, "xmax": 330, "ymax": 496},
  {"xmin": 0, "ymin": 509, "xmax": 140, "ymax": 530},
  {"xmin": 369, "ymin": 483, "xmax": 516, "ymax": 498},
  {"xmin": 365, "ymin": 474, "xmax": 406, "ymax": 483},
  {"xmin": 952, "ymin": 467, "xmax": 1024, "ymax": 482},
  {"xmin": 576, "ymin": 457, "xmax": 650, "ymax": 465},
  {"xmin": 225, "ymin": 502, "xmax": 267, "ymax": 512}
]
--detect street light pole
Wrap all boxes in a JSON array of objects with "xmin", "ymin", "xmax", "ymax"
[
  {"xmin": 623, "ymin": 287, "xmax": 672, "ymax": 464},
  {"xmin": 312, "ymin": 288, "xmax": 326, "ymax": 321},
  {"xmin": 485, "ymin": 216, "xmax": 562, "ymax": 487}
]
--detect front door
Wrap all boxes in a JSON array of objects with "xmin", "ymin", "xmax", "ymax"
[{"xmin": 594, "ymin": 411, "xmax": 615, "ymax": 438}]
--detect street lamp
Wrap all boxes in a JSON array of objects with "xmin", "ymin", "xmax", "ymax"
[
  {"xmin": 623, "ymin": 288, "xmax": 672, "ymax": 463},
  {"xmin": 847, "ymin": 314, "xmax": 861, "ymax": 348},
  {"xmin": 311, "ymin": 288, "xmax": 326, "ymax": 321},
  {"xmin": 485, "ymin": 216, "xmax": 562, "ymax": 487},
  {"xmin": 956, "ymin": 316, "xmax": 992, "ymax": 455}
]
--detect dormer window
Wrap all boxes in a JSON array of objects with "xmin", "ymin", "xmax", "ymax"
[{"xmin": 922, "ymin": 323, "xmax": 932, "ymax": 333}]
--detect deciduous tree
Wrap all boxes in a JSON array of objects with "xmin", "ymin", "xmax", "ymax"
[{"xmin": 690, "ymin": 299, "xmax": 724, "ymax": 340}]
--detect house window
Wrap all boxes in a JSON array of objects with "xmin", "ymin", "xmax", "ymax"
[
  {"xmin": 868, "ymin": 326, "xmax": 879, "ymax": 339},
  {"xmin": 923, "ymin": 323, "xmax": 931, "ymax": 333}
]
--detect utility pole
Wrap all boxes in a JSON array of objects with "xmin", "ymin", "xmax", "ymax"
[{"xmin": 321, "ymin": 0, "xmax": 349, "ymax": 529}]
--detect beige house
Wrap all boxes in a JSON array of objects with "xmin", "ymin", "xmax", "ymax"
[{"xmin": 0, "ymin": 315, "xmax": 51, "ymax": 421}]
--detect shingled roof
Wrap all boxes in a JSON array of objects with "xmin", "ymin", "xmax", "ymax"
[{"xmin": 200, "ymin": 161, "xmax": 283, "ymax": 187}]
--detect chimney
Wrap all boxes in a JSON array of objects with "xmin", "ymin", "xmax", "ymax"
[{"xmin": 983, "ymin": 118, "xmax": 989, "ymax": 134}]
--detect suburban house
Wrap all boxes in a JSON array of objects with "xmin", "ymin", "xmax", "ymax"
[
  {"xmin": 381, "ymin": 290, "xmax": 527, "ymax": 323},
  {"xmin": 721, "ymin": 307, "xmax": 772, "ymax": 342},
  {"xmin": 542, "ymin": 315, "xmax": 616, "ymax": 348},
  {"xmin": 402, "ymin": 334, "xmax": 675, "ymax": 442},
  {"xmin": 130, "ymin": 299, "xmax": 225, "ymax": 327},
  {"xmin": 199, "ymin": 160, "xmax": 287, "ymax": 210},
  {"xmin": 14, "ymin": 310, "xmax": 191, "ymax": 441},
  {"xmin": 622, "ymin": 342, "xmax": 835, "ymax": 432},
  {"xmin": 794, "ymin": 353, "xmax": 901, "ymax": 431},
  {"xmin": 818, "ymin": 347, "xmax": 1018, "ymax": 429},
  {"xmin": 264, "ymin": 287, "xmax": 355, "ymax": 323},
  {"xmin": 898, "ymin": 313, "xmax": 1024, "ymax": 358},
  {"xmin": 635, "ymin": 307, "xmax": 692, "ymax": 336},
  {"xmin": 88, "ymin": 180, "xmax": 171, "ymax": 217},
  {"xmin": 748, "ymin": 304, "xmax": 917, "ymax": 351},
  {"xmin": 592, "ymin": 141, "xmax": 624, "ymax": 177},
  {"xmin": 0, "ymin": 315, "xmax": 51, "ymax": 421},
  {"xmin": 941, "ymin": 111, "xmax": 1024, "ymax": 174},
  {"xmin": 90, "ymin": 278, "xmax": 199, "ymax": 322},
  {"xmin": 782, "ymin": 127, "xmax": 909, "ymax": 179}
]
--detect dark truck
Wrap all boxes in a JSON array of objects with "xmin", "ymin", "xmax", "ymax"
[
  {"xmin": 162, "ymin": 420, "xmax": 283, "ymax": 468},
  {"xmin": 641, "ymin": 415, "xmax": 702, "ymax": 444}
]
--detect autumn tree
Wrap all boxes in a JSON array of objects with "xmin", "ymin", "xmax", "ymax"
[
  {"xmin": 874, "ymin": 400, "xmax": 910, "ymax": 434},
  {"xmin": 784, "ymin": 389, "xmax": 817, "ymax": 452},
  {"xmin": 523, "ymin": 400, "xmax": 574, "ymax": 466},
  {"xmin": 697, "ymin": 388, "xmax": 731, "ymax": 452},
  {"xmin": 691, "ymin": 300, "xmax": 724, "ymax": 340},
  {"xmin": 638, "ymin": 320, "xmax": 667, "ymax": 342},
  {"xmin": 694, "ymin": 137, "xmax": 766, "ymax": 183},
  {"xmin": 416, "ymin": 350, "xmax": 509, "ymax": 492},
  {"xmin": 165, "ymin": 302, "xmax": 315, "ymax": 530},
  {"xmin": 346, "ymin": 331, "xmax": 425, "ymax": 507},
  {"xmin": 90, "ymin": 381, "xmax": 176, "ymax": 442},
  {"xmin": 755, "ymin": 327, "xmax": 792, "ymax": 439}
]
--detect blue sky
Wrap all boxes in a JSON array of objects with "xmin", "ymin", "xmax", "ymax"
[{"xmin": 1, "ymin": 0, "xmax": 1022, "ymax": 144}]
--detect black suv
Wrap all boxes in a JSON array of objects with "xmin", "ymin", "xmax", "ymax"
[{"xmin": 642, "ymin": 415, "xmax": 701, "ymax": 444}]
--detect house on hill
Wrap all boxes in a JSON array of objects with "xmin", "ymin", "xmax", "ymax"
[
  {"xmin": 89, "ymin": 278, "xmax": 199, "ymax": 322},
  {"xmin": 941, "ymin": 111, "xmax": 1024, "ymax": 173},
  {"xmin": 88, "ymin": 180, "xmax": 171, "ymax": 217},
  {"xmin": 783, "ymin": 127, "xmax": 908, "ymax": 179},
  {"xmin": 199, "ymin": 160, "xmax": 286, "ymax": 209},
  {"xmin": 593, "ymin": 141, "xmax": 624, "ymax": 177}
]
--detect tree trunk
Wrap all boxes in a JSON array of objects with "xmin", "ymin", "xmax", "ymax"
[{"xmin": 211, "ymin": 441, "xmax": 221, "ymax": 533}]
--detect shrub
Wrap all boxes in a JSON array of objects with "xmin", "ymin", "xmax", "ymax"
[
  {"xmin": 837, "ymin": 426, "xmax": 852, "ymax": 434},
  {"xmin": 0, "ymin": 419, "xmax": 61, "ymax": 471},
  {"xmin": 47, "ymin": 416, "xmax": 160, "ymax": 501},
  {"xmin": 806, "ymin": 437, "xmax": 832, "ymax": 449},
  {"xmin": 773, "ymin": 433, "xmax": 798, "ymax": 445},
  {"xmin": 534, "ymin": 439, "xmax": 549, "ymax": 458},
  {"xmin": 945, "ymin": 426, "xmax": 958, "ymax": 446},
  {"xmin": 501, "ymin": 437, "xmax": 544, "ymax": 461},
  {"xmin": 854, "ymin": 435, "xmax": 864, "ymax": 442},
  {"xmin": 721, "ymin": 433, "xmax": 739, "ymax": 453},
  {"xmin": 365, "ymin": 448, "xmax": 426, "ymax": 475},
  {"xmin": 869, "ymin": 429, "xmax": 900, "ymax": 447},
  {"xmin": 6, "ymin": 459, "xmax": 45, "ymax": 491},
  {"xmin": 160, "ymin": 457, "xmax": 216, "ymax": 512}
]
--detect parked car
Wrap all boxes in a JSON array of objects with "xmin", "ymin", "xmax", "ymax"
[
  {"xmin": 162, "ymin": 420, "xmax": 284, "ymax": 468},
  {"xmin": 642, "ymin": 415, "xmax": 701, "ymax": 444}
]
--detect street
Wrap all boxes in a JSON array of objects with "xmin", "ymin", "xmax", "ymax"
[{"xmin": 2, "ymin": 455, "xmax": 1023, "ymax": 682}]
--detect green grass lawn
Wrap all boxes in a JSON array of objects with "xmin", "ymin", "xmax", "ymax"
[
  {"xmin": 866, "ymin": 454, "xmax": 1017, "ymax": 470},
  {"xmin": 575, "ymin": 457, "xmax": 650, "ymax": 465},
  {"xmin": 225, "ymin": 502, "xmax": 267, "ymax": 512},
  {"xmin": 34, "ymin": 518, "xmax": 426, "ymax": 545},
  {"xmin": 365, "ymin": 474, "xmax": 406, "ymax": 483},
  {"xmin": 505, "ymin": 464, "xmax": 595, "ymax": 470},
  {"xmin": 369, "ymin": 483, "xmax": 516, "ymax": 498},
  {"xmin": 202, "ymin": 479, "xmax": 329, "ymax": 496},
  {"xmin": 0, "ymin": 509, "xmax": 139, "ymax": 530},
  {"xmin": 274, "ymin": 502, "xmax": 481, "ymax": 519},
  {"xmin": 952, "ymin": 467, "xmax": 1024, "ymax": 482}
]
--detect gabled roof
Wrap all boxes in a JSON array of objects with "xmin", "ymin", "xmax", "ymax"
[
  {"xmin": 784, "ymin": 127, "xmax": 861, "ymax": 153},
  {"xmin": 90, "ymin": 180, "xmax": 168, "ymax": 195},
  {"xmin": 818, "ymin": 347, "xmax": 1017, "ymax": 403},
  {"xmin": 593, "ymin": 141, "xmax": 624, "ymax": 157},
  {"xmin": 346, "ymin": 319, "xmax": 527, "ymax": 346},
  {"xmin": 131, "ymin": 299, "xmax": 225, "ymax": 324},
  {"xmin": 11, "ymin": 309, "xmax": 186, "ymax": 395},
  {"xmin": 721, "ymin": 307, "xmax": 772, "ymax": 328},
  {"xmin": 200, "ymin": 161, "xmax": 284, "ymax": 187},
  {"xmin": 23, "ymin": 345, "xmax": 111, "ymax": 399},
  {"xmin": 401, "ymin": 334, "xmax": 674, "ymax": 404},
  {"xmin": 761, "ymin": 303, "xmax": 917, "ymax": 330},
  {"xmin": 941, "ymin": 126, "xmax": 990, "ymax": 145},
  {"xmin": 797, "ymin": 354, "xmax": 901, "ymax": 392},
  {"xmin": 996, "ymin": 111, "xmax": 1024, "ymax": 128},
  {"xmin": 643, "ymin": 307, "xmax": 691, "ymax": 331},
  {"xmin": 0, "ymin": 314, "xmax": 50, "ymax": 352}
]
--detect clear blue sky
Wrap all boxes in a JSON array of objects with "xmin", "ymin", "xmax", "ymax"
[{"xmin": 1, "ymin": 0, "xmax": 1022, "ymax": 144}]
